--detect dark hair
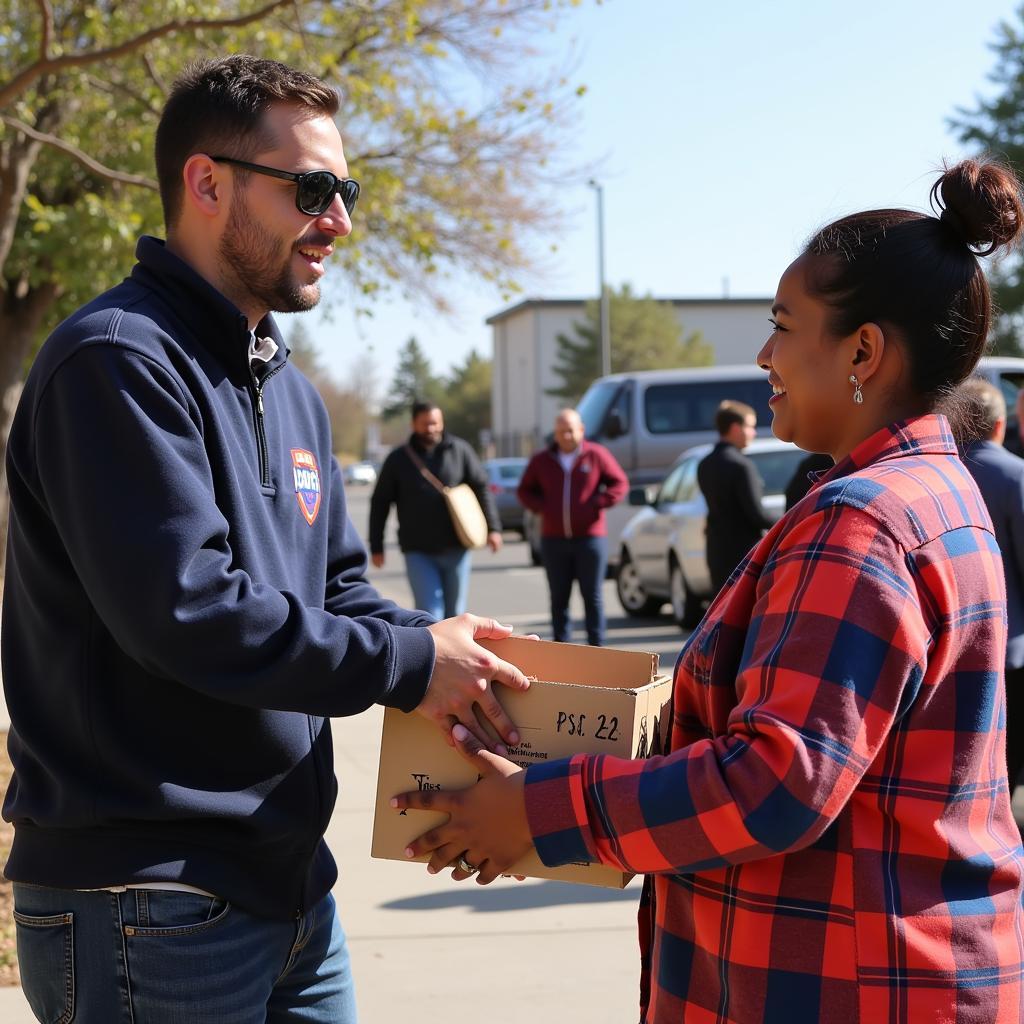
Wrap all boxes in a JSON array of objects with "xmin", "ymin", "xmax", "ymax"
[
  {"xmin": 411, "ymin": 401, "xmax": 441, "ymax": 419},
  {"xmin": 802, "ymin": 158, "xmax": 1024, "ymax": 405},
  {"xmin": 942, "ymin": 376, "xmax": 1007, "ymax": 447},
  {"xmin": 155, "ymin": 55, "xmax": 339, "ymax": 227},
  {"xmin": 715, "ymin": 399, "xmax": 755, "ymax": 435}
]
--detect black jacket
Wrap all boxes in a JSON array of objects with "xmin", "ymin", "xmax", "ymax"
[
  {"xmin": 784, "ymin": 452, "xmax": 833, "ymax": 511},
  {"xmin": 2, "ymin": 236, "xmax": 435, "ymax": 920},
  {"xmin": 696, "ymin": 441, "xmax": 774, "ymax": 590},
  {"xmin": 369, "ymin": 433, "xmax": 500, "ymax": 554}
]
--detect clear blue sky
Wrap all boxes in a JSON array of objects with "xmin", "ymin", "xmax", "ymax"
[{"xmin": 294, "ymin": 0, "xmax": 1022, "ymax": 397}]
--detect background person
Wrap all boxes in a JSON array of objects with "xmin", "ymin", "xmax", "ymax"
[
  {"xmin": 516, "ymin": 408, "xmax": 627, "ymax": 646},
  {"xmin": 2, "ymin": 55, "xmax": 530, "ymax": 1024},
  {"xmin": 397, "ymin": 158, "xmax": 1024, "ymax": 1024},
  {"xmin": 369, "ymin": 401, "xmax": 502, "ymax": 619},
  {"xmin": 947, "ymin": 377, "xmax": 1024, "ymax": 812},
  {"xmin": 783, "ymin": 450, "xmax": 834, "ymax": 510},
  {"xmin": 1009, "ymin": 386, "xmax": 1024, "ymax": 455},
  {"xmin": 696, "ymin": 399, "xmax": 775, "ymax": 592}
]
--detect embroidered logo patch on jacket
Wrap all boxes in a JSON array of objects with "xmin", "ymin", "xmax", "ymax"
[{"xmin": 291, "ymin": 449, "xmax": 321, "ymax": 525}]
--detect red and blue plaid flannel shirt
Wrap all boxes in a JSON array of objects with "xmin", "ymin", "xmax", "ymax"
[{"xmin": 525, "ymin": 416, "xmax": 1024, "ymax": 1023}]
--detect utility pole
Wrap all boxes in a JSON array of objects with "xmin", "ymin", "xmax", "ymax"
[{"xmin": 588, "ymin": 179, "xmax": 610, "ymax": 377}]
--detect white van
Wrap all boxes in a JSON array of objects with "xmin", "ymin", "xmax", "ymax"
[{"xmin": 525, "ymin": 357, "xmax": 1024, "ymax": 571}]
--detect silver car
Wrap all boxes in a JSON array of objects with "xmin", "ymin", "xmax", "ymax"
[
  {"xmin": 343, "ymin": 461, "xmax": 378, "ymax": 486},
  {"xmin": 482, "ymin": 457, "xmax": 529, "ymax": 534},
  {"xmin": 615, "ymin": 438, "xmax": 807, "ymax": 630}
]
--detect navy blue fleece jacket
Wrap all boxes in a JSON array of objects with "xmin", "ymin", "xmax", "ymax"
[{"xmin": 2, "ymin": 236, "xmax": 435, "ymax": 919}]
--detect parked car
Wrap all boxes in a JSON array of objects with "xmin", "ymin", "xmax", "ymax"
[
  {"xmin": 343, "ymin": 461, "xmax": 378, "ymax": 486},
  {"xmin": 616, "ymin": 438, "xmax": 806, "ymax": 630},
  {"xmin": 483, "ymin": 457, "xmax": 529, "ymax": 534},
  {"xmin": 574, "ymin": 356, "xmax": 1024, "ymax": 569}
]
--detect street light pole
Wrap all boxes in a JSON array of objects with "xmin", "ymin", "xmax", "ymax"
[{"xmin": 589, "ymin": 179, "xmax": 611, "ymax": 378}]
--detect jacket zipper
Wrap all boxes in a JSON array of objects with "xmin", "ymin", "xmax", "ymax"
[{"xmin": 249, "ymin": 362, "xmax": 285, "ymax": 487}]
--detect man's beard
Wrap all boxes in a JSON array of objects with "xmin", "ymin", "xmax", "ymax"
[{"xmin": 217, "ymin": 191, "xmax": 321, "ymax": 315}]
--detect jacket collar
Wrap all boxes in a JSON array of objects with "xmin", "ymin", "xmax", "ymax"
[
  {"xmin": 129, "ymin": 235, "xmax": 288, "ymax": 382},
  {"xmin": 820, "ymin": 414, "xmax": 956, "ymax": 486},
  {"xmin": 547, "ymin": 438, "xmax": 593, "ymax": 459},
  {"xmin": 408, "ymin": 432, "xmax": 451, "ymax": 455}
]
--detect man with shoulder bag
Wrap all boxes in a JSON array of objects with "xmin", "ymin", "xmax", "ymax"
[{"xmin": 370, "ymin": 401, "xmax": 502, "ymax": 618}]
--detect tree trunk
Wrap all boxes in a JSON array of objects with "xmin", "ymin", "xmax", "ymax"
[
  {"xmin": 0, "ymin": 135, "xmax": 43, "ymax": 281},
  {"xmin": 0, "ymin": 278, "xmax": 62, "ymax": 579}
]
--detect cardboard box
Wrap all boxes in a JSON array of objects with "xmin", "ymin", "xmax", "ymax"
[{"xmin": 371, "ymin": 636, "xmax": 673, "ymax": 887}]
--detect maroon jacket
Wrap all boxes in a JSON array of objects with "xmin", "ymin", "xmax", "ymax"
[{"xmin": 517, "ymin": 439, "xmax": 628, "ymax": 539}]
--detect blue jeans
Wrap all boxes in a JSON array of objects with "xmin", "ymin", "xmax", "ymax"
[
  {"xmin": 13, "ymin": 884, "xmax": 356, "ymax": 1023},
  {"xmin": 404, "ymin": 547, "xmax": 471, "ymax": 619},
  {"xmin": 540, "ymin": 535, "xmax": 608, "ymax": 646}
]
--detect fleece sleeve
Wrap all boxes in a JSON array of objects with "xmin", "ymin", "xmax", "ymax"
[
  {"xmin": 593, "ymin": 446, "xmax": 629, "ymax": 508},
  {"xmin": 32, "ymin": 344, "xmax": 434, "ymax": 716},
  {"xmin": 516, "ymin": 454, "xmax": 545, "ymax": 513},
  {"xmin": 323, "ymin": 456, "xmax": 436, "ymax": 628}
]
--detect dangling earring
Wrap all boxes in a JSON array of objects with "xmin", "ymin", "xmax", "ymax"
[{"xmin": 849, "ymin": 374, "xmax": 864, "ymax": 405}]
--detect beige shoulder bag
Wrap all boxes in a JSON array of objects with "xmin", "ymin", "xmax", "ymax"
[{"xmin": 405, "ymin": 446, "xmax": 489, "ymax": 549}]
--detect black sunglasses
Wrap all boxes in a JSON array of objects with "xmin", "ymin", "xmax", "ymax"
[{"xmin": 211, "ymin": 156, "xmax": 360, "ymax": 216}]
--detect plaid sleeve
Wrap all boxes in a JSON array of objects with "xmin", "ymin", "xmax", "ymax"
[{"xmin": 525, "ymin": 503, "xmax": 931, "ymax": 873}]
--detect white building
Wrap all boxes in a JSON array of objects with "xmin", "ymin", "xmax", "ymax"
[{"xmin": 488, "ymin": 296, "xmax": 773, "ymax": 456}]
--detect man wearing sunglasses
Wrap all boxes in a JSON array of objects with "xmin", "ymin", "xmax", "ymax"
[{"xmin": 2, "ymin": 54, "xmax": 529, "ymax": 1023}]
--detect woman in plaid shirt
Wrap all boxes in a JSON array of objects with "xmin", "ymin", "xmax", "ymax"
[{"xmin": 397, "ymin": 159, "xmax": 1024, "ymax": 1023}]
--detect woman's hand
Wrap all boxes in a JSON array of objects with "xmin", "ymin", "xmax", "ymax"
[{"xmin": 392, "ymin": 723, "xmax": 535, "ymax": 884}]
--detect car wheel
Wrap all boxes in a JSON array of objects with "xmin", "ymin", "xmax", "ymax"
[
  {"xmin": 670, "ymin": 560, "xmax": 703, "ymax": 631},
  {"xmin": 616, "ymin": 552, "xmax": 662, "ymax": 617}
]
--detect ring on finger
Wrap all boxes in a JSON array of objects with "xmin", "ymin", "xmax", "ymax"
[{"xmin": 456, "ymin": 854, "xmax": 478, "ymax": 874}]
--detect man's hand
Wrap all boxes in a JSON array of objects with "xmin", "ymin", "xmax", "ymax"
[
  {"xmin": 421, "ymin": 614, "xmax": 530, "ymax": 749},
  {"xmin": 371, "ymin": 552, "xmax": 385, "ymax": 569},
  {"xmin": 393, "ymin": 723, "xmax": 533, "ymax": 884},
  {"xmin": 486, "ymin": 531, "xmax": 503, "ymax": 553}
]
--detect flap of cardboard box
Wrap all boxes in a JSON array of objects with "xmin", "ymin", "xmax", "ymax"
[{"xmin": 478, "ymin": 636, "xmax": 659, "ymax": 691}]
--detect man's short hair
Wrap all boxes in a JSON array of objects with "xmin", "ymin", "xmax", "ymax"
[
  {"xmin": 155, "ymin": 55, "xmax": 339, "ymax": 228},
  {"xmin": 948, "ymin": 377, "xmax": 1006, "ymax": 446},
  {"xmin": 411, "ymin": 401, "xmax": 441, "ymax": 420},
  {"xmin": 715, "ymin": 400, "xmax": 755, "ymax": 436}
]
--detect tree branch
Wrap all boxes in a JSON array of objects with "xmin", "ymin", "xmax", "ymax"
[
  {"xmin": 0, "ymin": 115, "xmax": 158, "ymax": 189},
  {"xmin": 84, "ymin": 72, "xmax": 162, "ymax": 118},
  {"xmin": 36, "ymin": 0, "xmax": 54, "ymax": 63},
  {"xmin": 290, "ymin": 0, "xmax": 310, "ymax": 53},
  {"xmin": 353, "ymin": 147, "xmax": 402, "ymax": 163},
  {"xmin": 0, "ymin": 0, "xmax": 293, "ymax": 111},
  {"xmin": 141, "ymin": 51, "xmax": 169, "ymax": 97}
]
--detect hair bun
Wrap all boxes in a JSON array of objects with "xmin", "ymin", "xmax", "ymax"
[{"xmin": 931, "ymin": 158, "xmax": 1024, "ymax": 256}]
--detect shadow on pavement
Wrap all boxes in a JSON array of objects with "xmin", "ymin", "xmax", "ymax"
[
  {"xmin": 464, "ymin": 561, "xmax": 542, "ymax": 574},
  {"xmin": 378, "ymin": 879, "xmax": 640, "ymax": 914},
  {"xmin": 604, "ymin": 619, "xmax": 686, "ymax": 645}
]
